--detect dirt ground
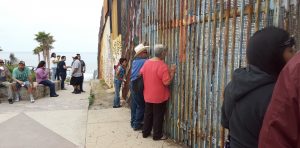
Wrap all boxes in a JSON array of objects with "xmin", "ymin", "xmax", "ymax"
[{"xmin": 89, "ymin": 79, "xmax": 129, "ymax": 110}]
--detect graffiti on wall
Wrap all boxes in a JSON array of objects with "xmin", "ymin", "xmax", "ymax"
[{"xmin": 111, "ymin": 35, "xmax": 122, "ymax": 62}]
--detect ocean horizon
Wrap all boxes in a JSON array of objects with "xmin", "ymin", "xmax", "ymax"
[{"xmin": 0, "ymin": 51, "xmax": 98, "ymax": 81}]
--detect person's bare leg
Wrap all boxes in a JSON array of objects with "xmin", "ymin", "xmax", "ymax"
[
  {"xmin": 27, "ymin": 85, "xmax": 35, "ymax": 103},
  {"xmin": 12, "ymin": 83, "xmax": 20, "ymax": 102}
]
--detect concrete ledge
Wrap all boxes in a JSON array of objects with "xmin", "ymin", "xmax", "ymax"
[{"xmin": 0, "ymin": 81, "xmax": 61, "ymax": 101}]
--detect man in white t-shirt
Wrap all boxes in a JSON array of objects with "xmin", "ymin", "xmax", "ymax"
[
  {"xmin": 70, "ymin": 56, "xmax": 82, "ymax": 94},
  {"xmin": 50, "ymin": 52, "xmax": 59, "ymax": 81}
]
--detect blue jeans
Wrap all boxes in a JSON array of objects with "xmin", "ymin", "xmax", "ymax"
[
  {"xmin": 39, "ymin": 80, "xmax": 57, "ymax": 96},
  {"xmin": 51, "ymin": 68, "xmax": 56, "ymax": 81},
  {"xmin": 130, "ymin": 81, "xmax": 145, "ymax": 129},
  {"xmin": 113, "ymin": 80, "xmax": 122, "ymax": 107}
]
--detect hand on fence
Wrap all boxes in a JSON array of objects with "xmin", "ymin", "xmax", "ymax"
[{"xmin": 170, "ymin": 64, "xmax": 176, "ymax": 72}]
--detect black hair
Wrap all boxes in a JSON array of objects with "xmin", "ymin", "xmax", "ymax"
[
  {"xmin": 51, "ymin": 53, "xmax": 56, "ymax": 58},
  {"xmin": 61, "ymin": 56, "xmax": 66, "ymax": 59},
  {"xmin": 37, "ymin": 61, "xmax": 46, "ymax": 68},
  {"xmin": 119, "ymin": 58, "xmax": 127, "ymax": 64},
  {"xmin": 247, "ymin": 26, "xmax": 292, "ymax": 77}
]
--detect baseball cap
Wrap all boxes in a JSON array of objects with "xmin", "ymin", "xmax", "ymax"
[{"xmin": 19, "ymin": 61, "xmax": 25, "ymax": 65}]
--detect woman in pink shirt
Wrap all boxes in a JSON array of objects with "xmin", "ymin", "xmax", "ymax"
[
  {"xmin": 36, "ymin": 61, "xmax": 59, "ymax": 97},
  {"xmin": 140, "ymin": 44, "xmax": 176, "ymax": 140}
]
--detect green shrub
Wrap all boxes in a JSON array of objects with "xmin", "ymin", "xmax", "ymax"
[
  {"xmin": 88, "ymin": 93, "xmax": 95, "ymax": 107},
  {"xmin": 5, "ymin": 64, "xmax": 36, "ymax": 82},
  {"xmin": 31, "ymin": 72, "xmax": 36, "ymax": 82},
  {"xmin": 6, "ymin": 64, "xmax": 17, "ymax": 74}
]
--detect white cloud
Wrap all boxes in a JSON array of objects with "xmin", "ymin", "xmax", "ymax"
[{"xmin": 0, "ymin": 0, "xmax": 103, "ymax": 52}]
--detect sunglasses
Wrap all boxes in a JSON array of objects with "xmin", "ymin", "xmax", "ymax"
[{"xmin": 281, "ymin": 37, "xmax": 296, "ymax": 47}]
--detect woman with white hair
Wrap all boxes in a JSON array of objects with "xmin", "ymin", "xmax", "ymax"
[{"xmin": 140, "ymin": 44, "xmax": 176, "ymax": 140}]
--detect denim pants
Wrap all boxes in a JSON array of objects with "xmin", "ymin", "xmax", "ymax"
[
  {"xmin": 39, "ymin": 80, "xmax": 56, "ymax": 96},
  {"xmin": 51, "ymin": 67, "xmax": 56, "ymax": 81},
  {"xmin": 130, "ymin": 81, "xmax": 145, "ymax": 129},
  {"xmin": 113, "ymin": 80, "xmax": 122, "ymax": 107}
]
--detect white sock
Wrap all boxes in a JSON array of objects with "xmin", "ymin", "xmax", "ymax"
[
  {"xmin": 15, "ymin": 93, "xmax": 20, "ymax": 100},
  {"xmin": 29, "ymin": 94, "xmax": 34, "ymax": 100}
]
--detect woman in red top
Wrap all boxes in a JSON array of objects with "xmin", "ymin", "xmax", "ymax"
[{"xmin": 140, "ymin": 44, "xmax": 176, "ymax": 140}]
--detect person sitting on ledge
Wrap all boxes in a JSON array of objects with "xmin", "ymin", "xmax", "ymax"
[
  {"xmin": 36, "ymin": 61, "xmax": 59, "ymax": 97},
  {"xmin": 12, "ymin": 61, "xmax": 35, "ymax": 103},
  {"xmin": 0, "ymin": 59, "xmax": 14, "ymax": 104}
]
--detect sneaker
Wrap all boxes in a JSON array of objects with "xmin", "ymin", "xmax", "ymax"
[
  {"xmin": 8, "ymin": 99, "xmax": 13, "ymax": 104},
  {"xmin": 142, "ymin": 133, "xmax": 151, "ymax": 138},
  {"xmin": 133, "ymin": 126, "xmax": 143, "ymax": 131},
  {"xmin": 50, "ymin": 94, "xmax": 59, "ymax": 97},
  {"xmin": 15, "ymin": 97, "xmax": 20, "ymax": 102},
  {"xmin": 30, "ymin": 98, "xmax": 35, "ymax": 103},
  {"xmin": 81, "ymin": 90, "xmax": 86, "ymax": 93}
]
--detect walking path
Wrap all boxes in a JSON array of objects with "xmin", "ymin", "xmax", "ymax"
[
  {"xmin": 86, "ymin": 80, "xmax": 181, "ymax": 148},
  {"xmin": 0, "ymin": 83, "xmax": 89, "ymax": 148},
  {"xmin": 0, "ymin": 81, "xmax": 182, "ymax": 148}
]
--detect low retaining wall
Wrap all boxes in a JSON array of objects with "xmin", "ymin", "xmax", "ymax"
[{"xmin": 0, "ymin": 81, "xmax": 61, "ymax": 101}]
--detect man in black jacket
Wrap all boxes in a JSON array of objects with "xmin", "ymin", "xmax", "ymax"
[{"xmin": 57, "ymin": 56, "xmax": 67, "ymax": 90}]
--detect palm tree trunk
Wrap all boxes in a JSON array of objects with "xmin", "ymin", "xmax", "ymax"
[
  {"xmin": 46, "ymin": 49, "xmax": 51, "ymax": 79},
  {"xmin": 38, "ymin": 53, "xmax": 41, "ymax": 62},
  {"xmin": 43, "ymin": 50, "xmax": 46, "ymax": 61}
]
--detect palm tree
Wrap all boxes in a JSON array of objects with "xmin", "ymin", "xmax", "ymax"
[
  {"xmin": 33, "ymin": 46, "xmax": 43, "ymax": 62},
  {"xmin": 34, "ymin": 32, "xmax": 55, "ymax": 69}
]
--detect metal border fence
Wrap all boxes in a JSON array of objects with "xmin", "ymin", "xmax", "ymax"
[{"xmin": 119, "ymin": 0, "xmax": 300, "ymax": 147}]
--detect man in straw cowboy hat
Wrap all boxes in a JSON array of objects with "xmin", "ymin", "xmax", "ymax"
[{"xmin": 130, "ymin": 43, "xmax": 149, "ymax": 131}]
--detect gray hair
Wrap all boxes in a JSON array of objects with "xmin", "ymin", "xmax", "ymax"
[{"xmin": 154, "ymin": 44, "xmax": 167, "ymax": 58}]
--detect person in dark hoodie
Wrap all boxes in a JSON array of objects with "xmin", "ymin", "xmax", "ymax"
[{"xmin": 221, "ymin": 27, "xmax": 296, "ymax": 148}]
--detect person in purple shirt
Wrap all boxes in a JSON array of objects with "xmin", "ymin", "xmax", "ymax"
[{"xmin": 36, "ymin": 61, "xmax": 59, "ymax": 97}]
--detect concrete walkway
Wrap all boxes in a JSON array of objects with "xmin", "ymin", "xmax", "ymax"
[
  {"xmin": 0, "ymin": 81, "xmax": 182, "ymax": 148},
  {"xmin": 86, "ymin": 80, "xmax": 181, "ymax": 148},
  {"xmin": 0, "ymin": 83, "xmax": 89, "ymax": 148}
]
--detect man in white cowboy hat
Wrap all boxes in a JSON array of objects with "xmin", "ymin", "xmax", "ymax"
[{"xmin": 130, "ymin": 43, "xmax": 149, "ymax": 131}]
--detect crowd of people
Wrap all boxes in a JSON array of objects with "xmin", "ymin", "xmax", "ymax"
[
  {"xmin": 113, "ymin": 43, "xmax": 176, "ymax": 141},
  {"xmin": 114, "ymin": 26, "xmax": 300, "ymax": 146},
  {"xmin": 0, "ymin": 53, "xmax": 86, "ymax": 104},
  {"xmin": 221, "ymin": 27, "xmax": 299, "ymax": 148}
]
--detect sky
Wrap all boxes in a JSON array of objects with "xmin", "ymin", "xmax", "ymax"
[{"xmin": 0, "ymin": 0, "xmax": 103, "ymax": 53}]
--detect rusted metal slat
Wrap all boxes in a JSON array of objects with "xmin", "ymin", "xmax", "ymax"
[
  {"xmin": 191, "ymin": 1, "xmax": 200, "ymax": 147},
  {"xmin": 255, "ymin": 0, "xmax": 262, "ymax": 31},
  {"xmin": 210, "ymin": 0, "xmax": 219, "ymax": 147},
  {"xmin": 188, "ymin": 1, "xmax": 193, "ymax": 144},
  {"xmin": 199, "ymin": 0, "xmax": 207, "ymax": 146}
]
